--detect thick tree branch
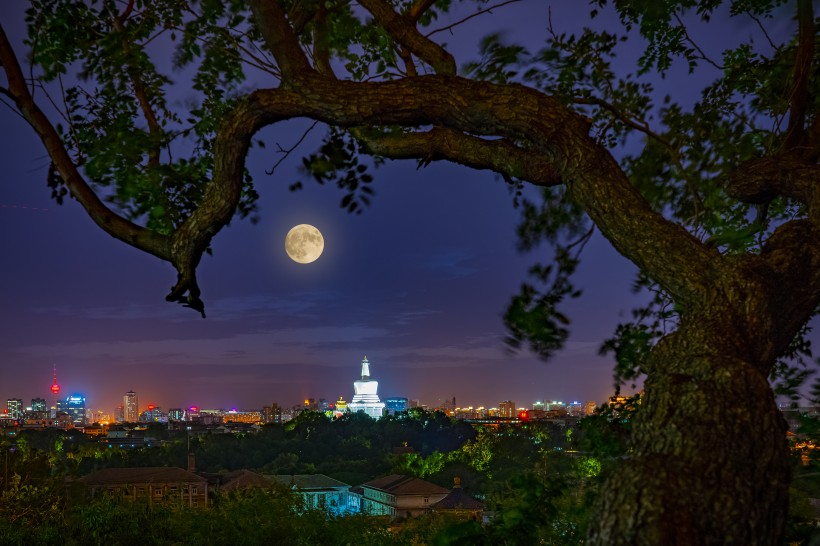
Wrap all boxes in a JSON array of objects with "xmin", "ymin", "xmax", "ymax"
[
  {"xmin": 175, "ymin": 74, "xmax": 719, "ymax": 309},
  {"xmin": 575, "ymin": 95, "xmax": 705, "ymax": 217},
  {"xmin": 724, "ymin": 155, "xmax": 820, "ymax": 217},
  {"xmin": 358, "ymin": 0, "xmax": 456, "ymax": 75},
  {"xmin": 250, "ymin": 0, "xmax": 315, "ymax": 83},
  {"xmin": 112, "ymin": 13, "xmax": 162, "ymax": 168},
  {"xmin": 785, "ymin": 0, "xmax": 814, "ymax": 150},
  {"xmin": 396, "ymin": 45, "xmax": 419, "ymax": 76},
  {"xmin": 407, "ymin": 0, "xmax": 436, "ymax": 22},
  {"xmin": 288, "ymin": 1, "xmax": 318, "ymax": 34},
  {"xmin": 358, "ymin": 127, "xmax": 562, "ymax": 186},
  {"xmin": 0, "ymin": 23, "xmax": 170, "ymax": 263},
  {"xmin": 757, "ymin": 219, "xmax": 820, "ymax": 359},
  {"xmin": 312, "ymin": 4, "xmax": 335, "ymax": 78}
]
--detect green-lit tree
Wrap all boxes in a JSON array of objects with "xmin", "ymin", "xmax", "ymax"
[{"xmin": 2, "ymin": 1, "xmax": 819, "ymax": 543}]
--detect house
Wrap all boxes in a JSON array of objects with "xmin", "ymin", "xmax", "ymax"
[
  {"xmin": 429, "ymin": 477, "xmax": 485, "ymax": 521},
  {"xmin": 76, "ymin": 467, "xmax": 208, "ymax": 507},
  {"xmin": 272, "ymin": 474, "xmax": 355, "ymax": 515},
  {"xmin": 214, "ymin": 469, "xmax": 273, "ymax": 493},
  {"xmin": 358, "ymin": 474, "xmax": 450, "ymax": 518}
]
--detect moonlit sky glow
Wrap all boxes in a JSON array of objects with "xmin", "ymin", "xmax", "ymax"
[{"xmin": 0, "ymin": 2, "xmax": 812, "ymax": 415}]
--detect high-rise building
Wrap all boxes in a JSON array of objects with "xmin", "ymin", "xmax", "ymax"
[
  {"xmin": 31, "ymin": 398, "xmax": 47, "ymax": 412},
  {"xmin": 168, "ymin": 408, "xmax": 185, "ymax": 421},
  {"xmin": 547, "ymin": 400, "xmax": 566, "ymax": 411},
  {"xmin": 140, "ymin": 405, "xmax": 167, "ymax": 423},
  {"xmin": 347, "ymin": 356, "xmax": 386, "ymax": 419},
  {"xmin": 498, "ymin": 400, "xmax": 516, "ymax": 418},
  {"xmin": 385, "ymin": 397, "xmax": 408, "ymax": 415},
  {"xmin": 568, "ymin": 400, "xmax": 582, "ymax": 416},
  {"xmin": 57, "ymin": 394, "xmax": 87, "ymax": 425},
  {"xmin": 6, "ymin": 399, "xmax": 23, "ymax": 419},
  {"xmin": 263, "ymin": 404, "xmax": 283, "ymax": 424},
  {"xmin": 124, "ymin": 390, "xmax": 139, "ymax": 422}
]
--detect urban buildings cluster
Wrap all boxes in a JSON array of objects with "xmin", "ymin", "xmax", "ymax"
[{"xmin": 1, "ymin": 357, "xmax": 600, "ymax": 430}]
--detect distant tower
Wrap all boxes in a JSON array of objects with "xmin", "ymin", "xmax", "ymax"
[
  {"xmin": 124, "ymin": 390, "xmax": 139, "ymax": 422},
  {"xmin": 50, "ymin": 365, "xmax": 61, "ymax": 418},
  {"xmin": 347, "ymin": 356, "xmax": 386, "ymax": 419}
]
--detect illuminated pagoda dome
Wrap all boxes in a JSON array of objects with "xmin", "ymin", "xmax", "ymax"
[{"xmin": 347, "ymin": 356, "xmax": 385, "ymax": 419}]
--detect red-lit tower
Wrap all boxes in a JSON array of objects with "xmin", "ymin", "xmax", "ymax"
[{"xmin": 50, "ymin": 365, "xmax": 60, "ymax": 417}]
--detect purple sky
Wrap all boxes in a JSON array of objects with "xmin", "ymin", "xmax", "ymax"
[{"xmin": 0, "ymin": 2, "xmax": 810, "ymax": 415}]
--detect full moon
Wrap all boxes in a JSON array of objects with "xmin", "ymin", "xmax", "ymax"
[{"xmin": 285, "ymin": 224, "xmax": 324, "ymax": 264}]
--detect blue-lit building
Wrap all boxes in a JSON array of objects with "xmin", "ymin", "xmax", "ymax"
[
  {"xmin": 140, "ymin": 406, "xmax": 168, "ymax": 423},
  {"xmin": 384, "ymin": 397, "xmax": 409, "ymax": 415},
  {"xmin": 57, "ymin": 395, "xmax": 87, "ymax": 426}
]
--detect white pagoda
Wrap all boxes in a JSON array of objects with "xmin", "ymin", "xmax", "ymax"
[{"xmin": 347, "ymin": 356, "xmax": 385, "ymax": 419}]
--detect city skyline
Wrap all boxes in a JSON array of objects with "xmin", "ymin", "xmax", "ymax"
[
  {"xmin": 4, "ymin": 4, "xmax": 801, "ymax": 416},
  {"xmin": 2, "ymin": 356, "xmax": 602, "ymax": 417}
]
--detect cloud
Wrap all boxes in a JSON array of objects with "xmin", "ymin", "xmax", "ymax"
[{"xmin": 14, "ymin": 324, "xmax": 391, "ymax": 366}]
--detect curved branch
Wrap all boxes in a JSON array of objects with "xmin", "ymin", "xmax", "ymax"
[
  {"xmin": 0, "ymin": 23, "xmax": 170, "ymax": 263},
  {"xmin": 358, "ymin": 0, "xmax": 456, "ymax": 75},
  {"xmin": 172, "ymin": 74, "xmax": 719, "ymax": 310},
  {"xmin": 724, "ymin": 154, "xmax": 820, "ymax": 218},
  {"xmin": 358, "ymin": 127, "xmax": 562, "ymax": 186},
  {"xmin": 574, "ymin": 95, "xmax": 704, "ymax": 217}
]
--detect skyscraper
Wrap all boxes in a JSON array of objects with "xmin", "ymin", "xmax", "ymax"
[
  {"xmin": 498, "ymin": 400, "xmax": 516, "ymax": 418},
  {"xmin": 31, "ymin": 398, "xmax": 47, "ymax": 413},
  {"xmin": 58, "ymin": 394, "xmax": 86, "ymax": 425},
  {"xmin": 124, "ymin": 390, "xmax": 138, "ymax": 422},
  {"xmin": 385, "ymin": 397, "xmax": 408, "ymax": 415},
  {"xmin": 6, "ymin": 399, "xmax": 23, "ymax": 419}
]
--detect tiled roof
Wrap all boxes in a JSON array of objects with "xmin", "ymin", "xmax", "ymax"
[
  {"xmin": 362, "ymin": 474, "xmax": 450, "ymax": 496},
  {"xmin": 77, "ymin": 467, "xmax": 206, "ymax": 485},
  {"xmin": 271, "ymin": 474, "xmax": 351, "ymax": 490},
  {"xmin": 430, "ymin": 488, "xmax": 485, "ymax": 510},
  {"xmin": 219, "ymin": 470, "xmax": 273, "ymax": 491}
]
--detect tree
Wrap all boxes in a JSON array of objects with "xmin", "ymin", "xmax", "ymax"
[{"xmin": 1, "ymin": 0, "xmax": 818, "ymax": 543}]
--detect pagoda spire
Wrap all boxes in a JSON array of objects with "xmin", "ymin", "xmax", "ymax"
[{"xmin": 361, "ymin": 356, "xmax": 370, "ymax": 379}]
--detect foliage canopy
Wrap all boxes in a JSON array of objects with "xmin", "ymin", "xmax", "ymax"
[{"xmin": 2, "ymin": 0, "xmax": 820, "ymax": 543}]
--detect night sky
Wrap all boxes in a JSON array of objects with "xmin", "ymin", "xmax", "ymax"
[{"xmin": 0, "ymin": 2, "xmax": 808, "ymax": 415}]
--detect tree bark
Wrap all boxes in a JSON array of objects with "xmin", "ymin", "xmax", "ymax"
[{"xmin": 588, "ymin": 314, "xmax": 790, "ymax": 545}]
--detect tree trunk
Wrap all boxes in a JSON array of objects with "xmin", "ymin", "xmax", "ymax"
[{"xmin": 588, "ymin": 320, "xmax": 790, "ymax": 545}]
